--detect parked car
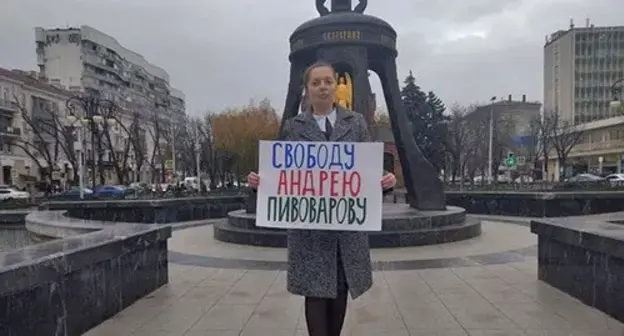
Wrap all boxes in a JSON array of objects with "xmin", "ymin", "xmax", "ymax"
[
  {"xmin": 46, "ymin": 186, "xmax": 94, "ymax": 201},
  {"xmin": 605, "ymin": 173, "xmax": 624, "ymax": 185},
  {"xmin": 566, "ymin": 173, "xmax": 604, "ymax": 182},
  {"xmin": 92, "ymin": 185, "xmax": 131, "ymax": 199},
  {"xmin": 0, "ymin": 185, "xmax": 30, "ymax": 201}
]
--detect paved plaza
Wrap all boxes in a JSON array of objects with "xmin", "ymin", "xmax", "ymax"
[{"xmin": 85, "ymin": 219, "xmax": 624, "ymax": 336}]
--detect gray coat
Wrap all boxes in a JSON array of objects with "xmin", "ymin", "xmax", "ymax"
[{"xmin": 280, "ymin": 106, "xmax": 373, "ymax": 299}]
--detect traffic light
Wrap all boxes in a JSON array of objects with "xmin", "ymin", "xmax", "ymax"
[{"xmin": 505, "ymin": 153, "xmax": 517, "ymax": 169}]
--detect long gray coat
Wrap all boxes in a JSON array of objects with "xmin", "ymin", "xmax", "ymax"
[{"xmin": 281, "ymin": 106, "xmax": 373, "ymax": 299}]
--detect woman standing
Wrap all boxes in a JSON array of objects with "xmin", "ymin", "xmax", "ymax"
[{"xmin": 247, "ymin": 62, "xmax": 396, "ymax": 336}]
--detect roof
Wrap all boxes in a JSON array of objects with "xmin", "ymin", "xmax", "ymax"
[
  {"xmin": 0, "ymin": 67, "xmax": 71, "ymax": 97},
  {"xmin": 463, "ymin": 100, "xmax": 542, "ymax": 119}
]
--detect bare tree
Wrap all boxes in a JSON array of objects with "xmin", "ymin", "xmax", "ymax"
[
  {"xmin": 11, "ymin": 94, "xmax": 77, "ymax": 184},
  {"xmin": 202, "ymin": 114, "xmax": 218, "ymax": 188},
  {"xmin": 127, "ymin": 113, "xmax": 148, "ymax": 181},
  {"xmin": 543, "ymin": 110, "xmax": 584, "ymax": 181},
  {"xmin": 463, "ymin": 114, "xmax": 488, "ymax": 183},
  {"xmin": 144, "ymin": 110, "xmax": 168, "ymax": 183},
  {"xmin": 178, "ymin": 116, "xmax": 198, "ymax": 176},
  {"xmin": 98, "ymin": 108, "xmax": 139, "ymax": 185},
  {"xmin": 66, "ymin": 92, "xmax": 119, "ymax": 186},
  {"xmin": 457, "ymin": 106, "xmax": 514, "ymax": 184},
  {"xmin": 444, "ymin": 104, "xmax": 476, "ymax": 183}
]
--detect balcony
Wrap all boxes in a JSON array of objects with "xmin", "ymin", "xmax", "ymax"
[
  {"xmin": 83, "ymin": 54, "xmax": 121, "ymax": 77},
  {"xmin": 0, "ymin": 126, "xmax": 21, "ymax": 137},
  {"xmin": 0, "ymin": 100, "xmax": 19, "ymax": 114},
  {"xmin": 83, "ymin": 69, "xmax": 119, "ymax": 86}
]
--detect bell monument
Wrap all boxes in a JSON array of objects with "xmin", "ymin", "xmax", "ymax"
[
  {"xmin": 280, "ymin": 0, "xmax": 445, "ymax": 210},
  {"xmin": 214, "ymin": 0, "xmax": 481, "ymax": 248}
]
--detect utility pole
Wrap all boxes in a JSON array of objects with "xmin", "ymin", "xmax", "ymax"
[
  {"xmin": 170, "ymin": 122, "xmax": 176, "ymax": 178},
  {"xmin": 487, "ymin": 96, "xmax": 496, "ymax": 184},
  {"xmin": 196, "ymin": 137, "xmax": 201, "ymax": 193}
]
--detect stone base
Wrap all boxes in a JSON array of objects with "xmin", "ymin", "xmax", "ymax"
[
  {"xmin": 0, "ymin": 209, "xmax": 32, "ymax": 226},
  {"xmin": 0, "ymin": 223, "xmax": 170, "ymax": 335},
  {"xmin": 532, "ymin": 216, "xmax": 624, "ymax": 323},
  {"xmin": 214, "ymin": 204, "xmax": 481, "ymax": 248}
]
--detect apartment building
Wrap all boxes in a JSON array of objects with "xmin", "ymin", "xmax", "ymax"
[
  {"xmin": 33, "ymin": 25, "xmax": 187, "ymax": 181},
  {"xmin": 35, "ymin": 25, "xmax": 186, "ymax": 124},
  {"xmin": 543, "ymin": 20, "xmax": 624, "ymax": 178}
]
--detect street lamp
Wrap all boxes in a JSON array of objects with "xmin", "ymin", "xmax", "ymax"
[
  {"xmin": 610, "ymin": 78, "xmax": 623, "ymax": 110},
  {"xmin": 65, "ymin": 115, "xmax": 86, "ymax": 199},
  {"xmin": 171, "ymin": 122, "xmax": 177, "ymax": 175},
  {"xmin": 487, "ymin": 96, "xmax": 497, "ymax": 184},
  {"xmin": 195, "ymin": 137, "xmax": 201, "ymax": 193}
]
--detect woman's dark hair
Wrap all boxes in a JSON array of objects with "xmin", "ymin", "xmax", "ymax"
[{"xmin": 302, "ymin": 62, "xmax": 336, "ymax": 87}]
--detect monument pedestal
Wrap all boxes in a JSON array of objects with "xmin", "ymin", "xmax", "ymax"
[{"xmin": 214, "ymin": 204, "xmax": 481, "ymax": 248}]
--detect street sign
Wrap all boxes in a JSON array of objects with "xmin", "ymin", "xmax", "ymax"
[
  {"xmin": 516, "ymin": 156, "xmax": 526, "ymax": 166},
  {"xmin": 165, "ymin": 159, "xmax": 173, "ymax": 170}
]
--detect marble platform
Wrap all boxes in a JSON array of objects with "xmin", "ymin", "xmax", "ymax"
[
  {"xmin": 25, "ymin": 210, "xmax": 224, "ymax": 239},
  {"xmin": 531, "ymin": 212, "xmax": 624, "ymax": 323},
  {"xmin": 42, "ymin": 195, "xmax": 246, "ymax": 223},
  {"xmin": 0, "ymin": 208, "xmax": 33, "ymax": 226},
  {"xmin": 0, "ymin": 221, "xmax": 171, "ymax": 335},
  {"xmin": 444, "ymin": 190, "xmax": 624, "ymax": 217},
  {"xmin": 214, "ymin": 204, "xmax": 481, "ymax": 248}
]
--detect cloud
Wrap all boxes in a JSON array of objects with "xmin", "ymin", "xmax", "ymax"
[{"xmin": 0, "ymin": 0, "xmax": 622, "ymax": 114}]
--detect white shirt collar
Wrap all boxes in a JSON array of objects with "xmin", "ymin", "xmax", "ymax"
[{"xmin": 312, "ymin": 109, "xmax": 337, "ymax": 124}]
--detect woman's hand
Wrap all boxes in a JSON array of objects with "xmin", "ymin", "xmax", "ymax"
[
  {"xmin": 247, "ymin": 172, "xmax": 260, "ymax": 189},
  {"xmin": 381, "ymin": 173, "xmax": 397, "ymax": 190}
]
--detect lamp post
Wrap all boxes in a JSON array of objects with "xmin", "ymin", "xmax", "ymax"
[
  {"xmin": 487, "ymin": 96, "xmax": 497, "ymax": 184},
  {"xmin": 195, "ymin": 136, "xmax": 201, "ymax": 193},
  {"xmin": 65, "ymin": 115, "xmax": 85, "ymax": 199},
  {"xmin": 610, "ymin": 78, "xmax": 624, "ymax": 111},
  {"xmin": 66, "ymin": 92, "xmax": 117, "ymax": 188},
  {"xmin": 170, "ymin": 122, "xmax": 176, "ymax": 176}
]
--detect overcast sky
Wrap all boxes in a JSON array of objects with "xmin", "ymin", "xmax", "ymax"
[{"xmin": 1, "ymin": 0, "xmax": 622, "ymax": 115}]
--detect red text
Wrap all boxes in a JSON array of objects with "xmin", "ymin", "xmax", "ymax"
[{"xmin": 276, "ymin": 169, "xmax": 361, "ymax": 197}]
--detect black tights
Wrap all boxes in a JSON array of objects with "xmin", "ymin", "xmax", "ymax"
[{"xmin": 304, "ymin": 291, "xmax": 348, "ymax": 336}]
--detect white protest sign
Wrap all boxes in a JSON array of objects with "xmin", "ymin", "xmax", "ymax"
[{"xmin": 256, "ymin": 140, "xmax": 383, "ymax": 231}]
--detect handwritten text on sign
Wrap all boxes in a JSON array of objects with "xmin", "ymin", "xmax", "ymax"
[{"xmin": 256, "ymin": 141, "xmax": 383, "ymax": 231}]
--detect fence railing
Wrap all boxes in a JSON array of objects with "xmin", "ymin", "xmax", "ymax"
[{"xmin": 444, "ymin": 180, "xmax": 624, "ymax": 192}]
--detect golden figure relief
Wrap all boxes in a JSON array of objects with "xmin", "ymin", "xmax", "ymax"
[{"xmin": 335, "ymin": 73, "xmax": 353, "ymax": 110}]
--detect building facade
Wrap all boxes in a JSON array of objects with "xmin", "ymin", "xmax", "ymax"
[
  {"xmin": 0, "ymin": 68, "xmax": 72, "ymax": 187},
  {"xmin": 546, "ymin": 117, "xmax": 624, "ymax": 179},
  {"xmin": 544, "ymin": 20, "xmax": 624, "ymax": 124},
  {"xmin": 0, "ymin": 67, "xmax": 181, "ymax": 187},
  {"xmin": 543, "ymin": 21, "xmax": 624, "ymax": 179}
]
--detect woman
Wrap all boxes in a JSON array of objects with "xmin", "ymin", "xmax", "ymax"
[{"xmin": 247, "ymin": 62, "xmax": 396, "ymax": 336}]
